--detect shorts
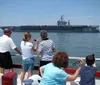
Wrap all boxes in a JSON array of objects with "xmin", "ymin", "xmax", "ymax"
[
  {"xmin": 22, "ymin": 58, "xmax": 34, "ymax": 72},
  {"xmin": 0, "ymin": 52, "xmax": 13, "ymax": 69},
  {"xmin": 40, "ymin": 61, "xmax": 51, "ymax": 66}
]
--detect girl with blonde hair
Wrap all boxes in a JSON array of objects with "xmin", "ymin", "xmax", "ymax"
[{"xmin": 20, "ymin": 32, "xmax": 38, "ymax": 83}]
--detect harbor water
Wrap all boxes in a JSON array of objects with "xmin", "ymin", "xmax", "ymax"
[{"xmin": 1, "ymin": 31, "xmax": 100, "ymax": 70}]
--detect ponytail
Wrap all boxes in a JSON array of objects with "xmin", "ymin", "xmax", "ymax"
[{"xmin": 23, "ymin": 32, "xmax": 31, "ymax": 41}]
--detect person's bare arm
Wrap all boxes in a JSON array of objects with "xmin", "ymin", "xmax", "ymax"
[
  {"xmin": 37, "ymin": 51, "xmax": 41, "ymax": 56},
  {"xmin": 93, "ymin": 62, "xmax": 96, "ymax": 67},
  {"xmin": 39, "ymin": 67, "xmax": 44, "ymax": 77},
  {"xmin": 14, "ymin": 48, "xmax": 22, "ymax": 55},
  {"xmin": 66, "ymin": 59, "xmax": 84, "ymax": 81},
  {"xmin": 32, "ymin": 40, "xmax": 38, "ymax": 52},
  {"xmin": 66, "ymin": 67, "xmax": 81, "ymax": 81}
]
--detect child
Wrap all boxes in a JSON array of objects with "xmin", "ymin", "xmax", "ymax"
[
  {"xmin": 20, "ymin": 32, "xmax": 38, "ymax": 83},
  {"xmin": 80, "ymin": 54, "xmax": 97, "ymax": 85}
]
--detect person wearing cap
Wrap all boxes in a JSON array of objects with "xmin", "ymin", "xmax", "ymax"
[
  {"xmin": 0, "ymin": 28, "xmax": 22, "ymax": 74},
  {"xmin": 37, "ymin": 30, "xmax": 56, "ymax": 67}
]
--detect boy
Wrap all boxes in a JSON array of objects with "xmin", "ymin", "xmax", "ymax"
[{"xmin": 80, "ymin": 54, "xmax": 97, "ymax": 85}]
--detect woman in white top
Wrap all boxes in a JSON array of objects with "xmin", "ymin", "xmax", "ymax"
[{"xmin": 20, "ymin": 32, "xmax": 38, "ymax": 83}]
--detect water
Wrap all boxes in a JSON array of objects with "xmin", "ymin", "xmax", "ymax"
[
  {"xmin": 11, "ymin": 32, "xmax": 100, "ymax": 57},
  {"xmin": 1, "ymin": 31, "xmax": 100, "ymax": 70}
]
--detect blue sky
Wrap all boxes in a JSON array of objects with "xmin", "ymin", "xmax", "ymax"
[{"xmin": 0, "ymin": 0, "xmax": 100, "ymax": 26}]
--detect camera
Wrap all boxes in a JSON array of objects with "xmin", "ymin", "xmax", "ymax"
[
  {"xmin": 72, "ymin": 61, "xmax": 80, "ymax": 66},
  {"xmin": 33, "ymin": 38, "xmax": 36, "ymax": 41}
]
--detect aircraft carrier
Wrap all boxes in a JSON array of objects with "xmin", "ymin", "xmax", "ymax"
[{"xmin": 0, "ymin": 15, "xmax": 100, "ymax": 33}]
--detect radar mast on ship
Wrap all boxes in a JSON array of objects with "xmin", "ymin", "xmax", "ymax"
[{"xmin": 57, "ymin": 15, "xmax": 70, "ymax": 26}]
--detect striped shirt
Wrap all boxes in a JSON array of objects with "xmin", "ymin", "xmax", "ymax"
[{"xmin": 38, "ymin": 39, "xmax": 55, "ymax": 61}]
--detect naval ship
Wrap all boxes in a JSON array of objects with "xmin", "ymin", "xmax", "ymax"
[{"xmin": 0, "ymin": 15, "xmax": 100, "ymax": 33}]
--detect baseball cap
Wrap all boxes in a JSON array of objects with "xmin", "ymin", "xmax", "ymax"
[{"xmin": 3, "ymin": 28, "xmax": 12, "ymax": 33}]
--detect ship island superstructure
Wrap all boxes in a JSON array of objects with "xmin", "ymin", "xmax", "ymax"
[
  {"xmin": 0, "ymin": 15, "xmax": 100, "ymax": 33},
  {"xmin": 57, "ymin": 15, "xmax": 70, "ymax": 26}
]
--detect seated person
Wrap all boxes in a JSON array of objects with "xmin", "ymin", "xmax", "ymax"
[
  {"xmin": 39, "ymin": 52, "xmax": 84, "ymax": 85},
  {"xmin": 80, "ymin": 54, "xmax": 97, "ymax": 85}
]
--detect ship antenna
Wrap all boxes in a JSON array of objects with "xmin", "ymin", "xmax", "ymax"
[{"xmin": 61, "ymin": 15, "xmax": 64, "ymax": 21}]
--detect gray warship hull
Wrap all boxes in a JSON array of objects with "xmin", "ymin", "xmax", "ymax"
[{"xmin": 0, "ymin": 25, "xmax": 99, "ymax": 33}]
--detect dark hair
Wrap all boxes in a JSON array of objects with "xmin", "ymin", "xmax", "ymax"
[
  {"xmin": 86, "ymin": 54, "xmax": 95, "ymax": 66},
  {"xmin": 23, "ymin": 32, "xmax": 31, "ymax": 41},
  {"xmin": 52, "ymin": 52, "xmax": 69, "ymax": 68},
  {"xmin": 40, "ymin": 30, "xmax": 48, "ymax": 40}
]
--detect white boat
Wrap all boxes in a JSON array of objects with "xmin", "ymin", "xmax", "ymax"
[{"xmin": 0, "ymin": 55, "xmax": 100, "ymax": 85}]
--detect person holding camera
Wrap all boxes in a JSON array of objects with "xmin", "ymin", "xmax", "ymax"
[
  {"xmin": 39, "ymin": 52, "xmax": 84, "ymax": 85},
  {"xmin": 20, "ymin": 32, "xmax": 38, "ymax": 83}
]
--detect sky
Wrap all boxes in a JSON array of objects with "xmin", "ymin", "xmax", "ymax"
[{"xmin": 0, "ymin": 0, "xmax": 100, "ymax": 26}]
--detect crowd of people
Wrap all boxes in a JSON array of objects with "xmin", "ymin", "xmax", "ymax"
[{"xmin": 0, "ymin": 28, "xmax": 97, "ymax": 85}]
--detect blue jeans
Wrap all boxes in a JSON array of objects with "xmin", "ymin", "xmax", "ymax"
[{"xmin": 22, "ymin": 58, "xmax": 34, "ymax": 72}]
